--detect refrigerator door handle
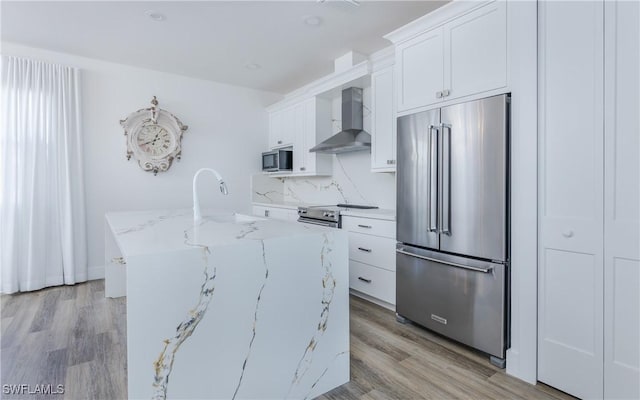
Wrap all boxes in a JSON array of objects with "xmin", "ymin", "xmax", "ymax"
[
  {"xmin": 427, "ymin": 124, "xmax": 439, "ymax": 232},
  {"xmin": 396, "ymin": 248, "xmax": 493, "ymax": 273},
  {"xmin": 440, "ymin": 122, "xmax": 451, "ymax": 235}
]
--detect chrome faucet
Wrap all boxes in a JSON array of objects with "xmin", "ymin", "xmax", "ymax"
[{"xmin": 193, "ymin": 168, "xmax": 229, "ymax": 222}]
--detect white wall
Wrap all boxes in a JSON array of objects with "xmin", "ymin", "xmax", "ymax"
[{"xmin": 1, "ymin": 42, "xmax": 282, "ymax": 278}]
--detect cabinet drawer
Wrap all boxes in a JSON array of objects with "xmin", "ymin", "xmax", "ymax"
[
  {"xmin": 349, "ymin": 260, "xmax": 396, "ymax": 305},
  {"xmin": 349, "ymin": 232, "xmax": 396, "ymax": 272},
  {"xmin": 342, "ymin": 216, "xmax": 395, "ymax": 238},
  {"xmin": 252, "ymin": 205, "xmax": 296, "ymax": 221}
]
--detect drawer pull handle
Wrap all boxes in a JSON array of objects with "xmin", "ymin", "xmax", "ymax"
[
  {"xmin": 357, "ymin": 224, "xmax": 372, "ymax": 229},
  {"xmin": 358, "ymin": 277, "xmax": 372, "ymax": 283},
  {"xmin": 562, "ymin": 230, "xmax": 574, "ymax": 238},
  {"xmin": 357, "ymin": 247, "xmax": 372, "ymax": 253}
]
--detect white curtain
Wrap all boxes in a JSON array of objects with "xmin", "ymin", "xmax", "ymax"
[{"xmin": 0, "ymin": 56, "xmax": 87, "ymax": 294}]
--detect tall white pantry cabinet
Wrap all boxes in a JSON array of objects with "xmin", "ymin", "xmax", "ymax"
[{"xmin": 538, "ymin": 1, "xmax": 639, "ymax": 399}]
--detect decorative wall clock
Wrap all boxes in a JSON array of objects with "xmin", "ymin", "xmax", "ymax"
[{"xmin": 120, "ymin": 96, "xmax": 188, "ymax": 175}]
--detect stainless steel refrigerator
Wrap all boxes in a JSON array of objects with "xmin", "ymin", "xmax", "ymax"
[{"xmin": 396, "ymin": 94, "xmax": 510, "ymax": 367}]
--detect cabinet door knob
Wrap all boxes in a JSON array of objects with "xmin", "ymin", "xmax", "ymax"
[
  {"xmin": 300, "ymin": 167, "xmax": 306, "ymax": 171},
  {"xmin": 442, "ymin": 89, "xmax": 450, "ymax": 97},
  {"xmin": 358, "ymin": 277, "xmax": 372, "ymax": 283},
  {"xmin": 264, "ymin": 210, "xmax": 270, "ymax": 217},
  {"xmin": 277, "ymin": 140, "xmax": 282, "ymax": 144},
  {"xmin": 436, "ymin": 91, "xmax": 443, "ymax": 98},
  {"xmin": 562, "ymin": 230, "xmax": 574, "ymax": 238}
]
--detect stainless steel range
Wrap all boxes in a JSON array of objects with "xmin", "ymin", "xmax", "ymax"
[{"xmin": 297, "ymin": 204, "xmax": 378, "ymax": 228}]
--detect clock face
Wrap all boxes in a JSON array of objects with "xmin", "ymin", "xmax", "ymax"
[
  {"xmin": 120, "ymin": 100, "xmax": 188, "ymax": 175},
  {"xmin": 136, "ymin": 124, "xmax": 176, "ymax": 158}
]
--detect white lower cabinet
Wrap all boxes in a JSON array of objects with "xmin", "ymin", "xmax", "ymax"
[
  {"xmin": 348, "ymin": 260, "xmax": 395, "ymax": 305},
  {"xmin": 342, "ymin": 215, "xmax": 396, "ymax": 307},
  {"xmin": 341, "ymin": 215, "xmax": 396, "ymax": 238},
  {"xmin": 538, "ymin": 2, "xmax": 639, "ymax": 399},
  {"xmin": 252, "ymin": 205, "xmax": 297, "ymax": 222},
  {"xmin": 348, "ymin": 232, "xmax": 396, "ymax": 271}
]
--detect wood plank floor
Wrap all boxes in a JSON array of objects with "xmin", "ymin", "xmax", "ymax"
[{"xmin": 1, "ymin": 281, "xmax": 575, "ymax": 399}]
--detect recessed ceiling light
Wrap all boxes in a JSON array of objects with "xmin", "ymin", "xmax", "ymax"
[
  {"xmin": 303, "ymin": 15, "xmax": 323, "ymax": 27},
  {"xmin": 245, "ymin": 63, "xmax": 261, "ymax": 70},
  {"xmin": 145, "ymin": 10, "xmax": 166, "ymax": 22}
]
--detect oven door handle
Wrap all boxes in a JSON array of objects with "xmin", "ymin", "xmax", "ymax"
[{"xmin": 297, "ymin": 218, "xmax": 338, "ymax": 228}]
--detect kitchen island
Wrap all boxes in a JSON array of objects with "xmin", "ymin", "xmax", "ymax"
[{"xmin": 104, "ymin": 209, "xmax": 349, "ymax": 400}]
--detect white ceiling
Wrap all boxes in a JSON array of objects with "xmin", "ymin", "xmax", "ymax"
[{"xmin": 1, "ymin": 1, "xmax": 447, "ymax": 94}]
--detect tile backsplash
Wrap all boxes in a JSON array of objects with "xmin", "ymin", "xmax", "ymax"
[{"xmin": 252, "ymin": 151, "xmax": 396, "ymax": 209}]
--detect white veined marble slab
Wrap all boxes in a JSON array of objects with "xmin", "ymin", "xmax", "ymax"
[{"xmin": 105, "ymin": 209, "xmax": 349, "ymax": 400}]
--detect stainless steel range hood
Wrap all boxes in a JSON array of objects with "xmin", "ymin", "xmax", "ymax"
[{"xmin": 309, "ymin": 87, "xmax": 371, "ymax": 154}]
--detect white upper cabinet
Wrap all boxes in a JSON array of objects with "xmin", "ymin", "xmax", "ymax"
[
  {"xmin": 268, "ymin": 111, "xmax": 283, "ymax": 149},
  {"xmin": 271, "ymin": 97, "xmax": 332, "ymax": 177},
  {"xmin": 268, "ymin": 107, "xmax": 294, "ymax": 149},
  {"xmin": 291, "ymin": 102, "xmax": 306, "ymax": 173},
  {"xmin": 296, "ymin": 97, "xmax": 332, "ymax": 176},
  {"xmin": 392, "ymin": 1, "xmax": 507, "ymax": 113},
  {"xmin": 444, "ymin": 1, "xmax": 507, "ymax": 101},
  {"xmin": 371, "ymin": 66, "xmax": 397, "ymax": 172},
  {"xmin": 396, "ymin": 27, "xmax": 444, "ymax": 111}
]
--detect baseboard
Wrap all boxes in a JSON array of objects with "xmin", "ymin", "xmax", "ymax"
[
  {"xmin": 349, "ymin": 289, "xmax": 396, "ymax": 311},
  {"xmin": 88, "ymin": 265, "xmax": 105, "ymax": 280}
]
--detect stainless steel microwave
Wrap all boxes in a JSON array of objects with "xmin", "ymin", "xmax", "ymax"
[{"xmin": 262, "ymin": 149, "xmax": 292, "ymax": 172}]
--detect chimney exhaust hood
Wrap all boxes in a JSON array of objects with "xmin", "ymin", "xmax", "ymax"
[{"xmin": 309, "ymin": 87, "xmax": 371, "ymax": 154}]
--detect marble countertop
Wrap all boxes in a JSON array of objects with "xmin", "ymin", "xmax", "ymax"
[
  {"xmin": 105, "ymin": 208, "xmax": 331, "ymax": 258},
  {"xmin": 252, "ymin": 201, "xmax": 396, "ymax": 221}
]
